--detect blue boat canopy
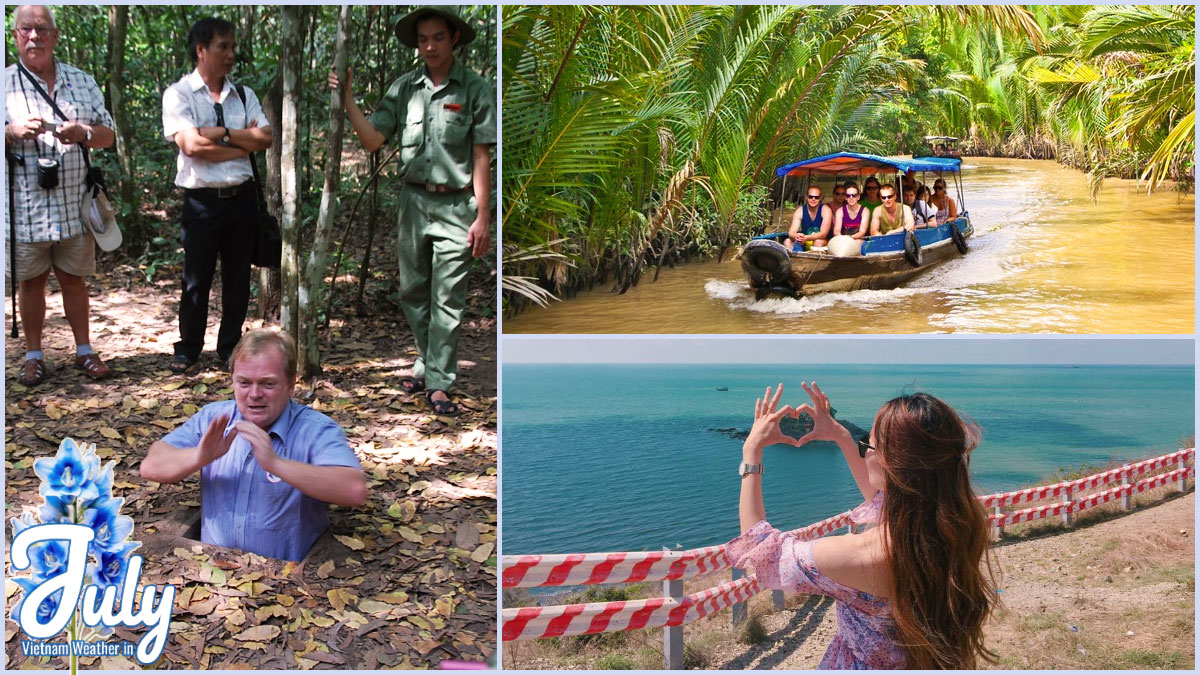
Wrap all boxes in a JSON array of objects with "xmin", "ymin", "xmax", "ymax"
[{"xmin": 775, "ymin": 152, "xmax": 961, "ymax": 177}]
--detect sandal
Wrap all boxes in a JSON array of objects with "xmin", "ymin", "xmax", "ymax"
[
  {"xmin": 424, "ymin": 389, "xmax": 460, "ymax": 417},
  {"xmin": 74, "ymin": 353, "xmax": 112, "ymax": 380},
  {"xmin": 17, "ymin": 358, "xmax": 47, "ymax": 386},
  {"xmin": 400, "ymin": 376, "xmax": 426, "ymax": 394},
  {"xmin": 169, "ymin": 354, "xmax": 197, "ymax": 374}
]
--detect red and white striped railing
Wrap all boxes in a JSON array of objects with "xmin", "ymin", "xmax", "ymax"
[
  {"xmin": 502, "ymin": 448, "xmax": 1193, "ymax": 644},
  {"xmin": 978, "ymin": 448, "xmax": 1193, "ymax": 508}
]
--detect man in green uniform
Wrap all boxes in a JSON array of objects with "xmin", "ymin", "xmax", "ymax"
[{"xmin": 333, "ymin": 6, "xmax": 494, "ymax": 416}]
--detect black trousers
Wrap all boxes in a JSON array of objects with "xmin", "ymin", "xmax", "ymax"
[{"xmin": 174, "ymin": 186, "xmax": 256, "ymax": 361}]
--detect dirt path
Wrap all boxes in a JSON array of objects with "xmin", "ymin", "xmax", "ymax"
[{"xmin": 5, "ymin": 262, "xmax": 497, "ymax": 668}]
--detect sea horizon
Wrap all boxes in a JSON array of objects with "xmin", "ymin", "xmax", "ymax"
[{"xmin": 502, "ymin": 363, "xmax": 1194, "ymax": 557}]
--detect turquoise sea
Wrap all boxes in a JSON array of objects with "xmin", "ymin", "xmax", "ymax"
[{"xmin": 502, "ymin": 364, "xmax": 1194, "ymax": 555}]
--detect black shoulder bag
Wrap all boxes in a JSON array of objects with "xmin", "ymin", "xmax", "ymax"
[{"xmin": 234, "ymin": 84, "xmax": 281, "ymax": 269}]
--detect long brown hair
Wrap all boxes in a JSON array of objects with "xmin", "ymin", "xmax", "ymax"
[{"xmin": 874, "ymin": 393, "xmax": 998, "ymax": 669}]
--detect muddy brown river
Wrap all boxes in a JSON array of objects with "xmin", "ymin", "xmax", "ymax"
[{"xmin": 504, "ymin": 158, "xmax": 1194, "ymax": 334}]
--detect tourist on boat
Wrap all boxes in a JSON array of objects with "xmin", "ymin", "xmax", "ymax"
[
  {"xmin": 900, "ymin": 170, "xmax": 922, "ymax": 198},
  {"xmin": 832, "ymin": 183, "xmax": 868, "ymax": 242},
  {"xmin": 860, "ymin": 177, "xmax": 883, "ymax": 214},
  {"xmin": 826, "ymin": 182, "xmax": 846, "ymax": 212},
  {"xmin": 907, "ymin": 185, "xmax": 938, "ymax": 229},
  {"xmin": 787, "ymin": 187, "xmax": 833, "ymax": 251},
  {"xmin": 869, "ymin": 186, "xmax": 914, "ymax": 237},
  {"xmin": 929, "ymin": 178, "xmax": 957, "ymax": 225},
  {"xmin": 728, "ymin": 383, "xmax": 997, "ymax": 669}
]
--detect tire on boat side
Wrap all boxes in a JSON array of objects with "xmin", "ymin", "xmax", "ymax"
[
  {"xmin": 741, "ymin": 239, "xmax": 793, "ymax": 288},
  {"xmin": 950, "ymin": 222, "xmax": 968, "ymax": 254},
  {"xmin": 903, "ymin": 230, "xmax": 923, "ymax": 267}
]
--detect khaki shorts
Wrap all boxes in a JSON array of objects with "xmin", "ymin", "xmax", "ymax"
[{"xmin": 9, "ymin": 232, "xmax": 95, "ymax": 283}]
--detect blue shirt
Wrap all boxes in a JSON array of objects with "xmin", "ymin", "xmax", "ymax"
[{"xmin": 162, "ymin": 400, "xmax": 361, "ymax": 561}]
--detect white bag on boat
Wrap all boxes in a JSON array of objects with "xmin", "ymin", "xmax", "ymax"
[{"xmin": 827, "ymin": 235, "xmax": 861, "ymax": 257}]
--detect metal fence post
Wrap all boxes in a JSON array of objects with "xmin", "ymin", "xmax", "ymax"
[
  {"xmin": 992, "ymin": 504, "xmax": 1003, "ymax": 539},
  {"xmin": 772, "ymin": 589, "xmax": 784, "ymax": 611},
  {"xmin": 663, "ymin": 576, "xmax": 684, "ymax": 670},
  {"xmin": 1179, "ymin": 468, "xmax": 1189, "ymax": 493},
  {"xmin": 1121, "ymin": 474, "xmax": 1132, "ymax": 510},
  {"xmin": 1062, "ymin": 487, "xmax": 1072, "ymax": 527},
  {"xmin": 731, "ymin": 567, "xmax": 747, "ymax": 626}
]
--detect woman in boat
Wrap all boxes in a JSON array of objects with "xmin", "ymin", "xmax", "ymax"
[
  {"xmin": 869, "ymin": 185, "xmax": 914, "ymax": 237},
  {"xmin": 729, "ymin": 383, "xmax": 997, "ymax": 669},
  {"xmin": 906, "ymin": 185, "xmax": 938, "ymax": 229},
  {"xmin": 832, "ymin": 183, "xmax": 869, "ymax": 243},
  {"xmin": 786, "ymin": 186, "xmax": 833, "ymax": 251},
  {"xmin": 826, "ymin": 182, "xmax": 846, "ymax": 212},
  {"xmin": 928, "ymin": 178, "xmax": 958, "ymax": 225},
  {"xmin": 860, "ymin": 177, "xmax": 884, "ymax": 215}
]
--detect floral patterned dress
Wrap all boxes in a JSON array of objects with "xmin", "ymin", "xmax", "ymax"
[{"xmin": 726, "ymin": 492, "xmax": 904, "ymax": 669}]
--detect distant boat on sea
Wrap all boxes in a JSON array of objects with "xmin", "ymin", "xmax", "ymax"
[{"xmin": 716, "ymin": 387, "xmax": 729, "ymax": 391}]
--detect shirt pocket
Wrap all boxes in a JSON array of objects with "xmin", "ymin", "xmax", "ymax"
[
  {"xmin": 441, "ymin": 112, "xmax": 469, "ymax": 145},
  {"xmin": 401, "ymin": 104, "xmax": 425, "ymax": 147},
  {"xmin": 255, "ymin": 473, "xmax": 299, "ymax": 531}
]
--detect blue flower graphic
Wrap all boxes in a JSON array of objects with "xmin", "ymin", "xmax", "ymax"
[
  {"xmin": 76, "ymin": 460, "xmax": 116, "ymax": 511},
  {"xmin": 11, "ymin": 579, "xmax": 64, "ymax": 626},
  {"xmin": 33, "ymin": 438, "xmax": 98, "ymax": 500},
  {"xmin": 37, "ymin": 494, "xmax": 73, "ymax": 524},
  {"xmin": 81, "ymin": 498, "xmax": 133, "ymax": 554},
  {"xmin": 11, "ymin": 438, "xmax": 142, "ymax": 655},
  {"xmin": 28, "ymin": 539, "xmax": 71, "ymax": 581},
  {"xmin": 88, "ymin": 542, "xmax": 140, "ymax": 589}
]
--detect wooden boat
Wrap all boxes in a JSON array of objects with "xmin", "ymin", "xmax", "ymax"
[{"xmin": 740, "ymin": 152, "xmax": 972, "ymax": 299}]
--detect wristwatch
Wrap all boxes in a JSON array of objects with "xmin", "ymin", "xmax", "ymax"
[
  {"xmin": 738, "ymin": 461, "xmax": 763, "ymax": 477},
  {"xmin": 220, "ymin": 127, "xmax": 230, "ymax": 145}
]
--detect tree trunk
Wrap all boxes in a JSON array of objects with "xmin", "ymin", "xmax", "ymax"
[
  {"xmin": 279, "ymin": 6, "xmax": 305, "ymax": 339},
  {"xmin": 299, "ymin": 5, "xmax": 351, "ymax": 378},
  {"xmin": 106, "ymin": 6, "xmax": 134, "ymax": 207},
  {"xmin": 257, "ymin": 46, "xmax": 285, "ymax": 322}
]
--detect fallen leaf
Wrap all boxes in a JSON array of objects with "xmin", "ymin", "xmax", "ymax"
[
  {"xmin": 99, "ymin": 427, "xmax": 122, "ymax": 440},
  {"xmin": 414, "ymin": 639, "xmax": 442, "ymax": 656},
  {"xmin": 316, "ymin": 560, "xmax": 334, "ymax": 579},
  {"xmin": 357, "ymin": 599, "xmax": 394, "ymax": 615},
  {"xmin": 234, "ymin": 624, "xmax": 280, "ymax": 642},
  {"xmin": 334, "ymin": 534, "xmax": 365, "ymax": 551},
  {"xmin": 470, "ymin": 542, "xmax": 495, "ymax": 563},
  {"xmin": 45, "ymin": 402, "xmax": 63, "ymax": 420}
]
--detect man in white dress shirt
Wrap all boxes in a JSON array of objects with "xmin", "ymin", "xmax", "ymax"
[{"xmin": 162, "ymin": 17, "xmax": 271, "ymax": 374}]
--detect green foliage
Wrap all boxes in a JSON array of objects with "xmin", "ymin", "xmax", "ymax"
[
  {"xmin": 594, "ymin": 654, "xmax": 636, "ymax": 670},
  {"xmin": 740, "ymin": 613, "xmax": 769, "ymax": 645}
]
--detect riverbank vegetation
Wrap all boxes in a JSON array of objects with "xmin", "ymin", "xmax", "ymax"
[{"xmin": 502, "ymin": 5, "xmax": 1195, "ymax": 313}]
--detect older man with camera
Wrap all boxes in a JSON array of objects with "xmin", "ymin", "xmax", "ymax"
[{"xmin": 5, "ymin": 4, "xmax": 117, "ymax": 387}]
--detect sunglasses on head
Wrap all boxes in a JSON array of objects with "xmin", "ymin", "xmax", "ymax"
[{"xmin": 856, "ymin": 436, "xmax": 875, "ymax": 459}]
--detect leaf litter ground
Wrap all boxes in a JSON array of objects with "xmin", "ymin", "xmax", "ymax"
[{"xmin": 4, "ymin": 262, "xmax": 497, "ymax": 669}]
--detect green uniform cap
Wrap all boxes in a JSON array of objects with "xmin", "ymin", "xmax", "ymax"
[{"xmin": 394, "ymin": 6, "xmax": 476, "ymax": 49}]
